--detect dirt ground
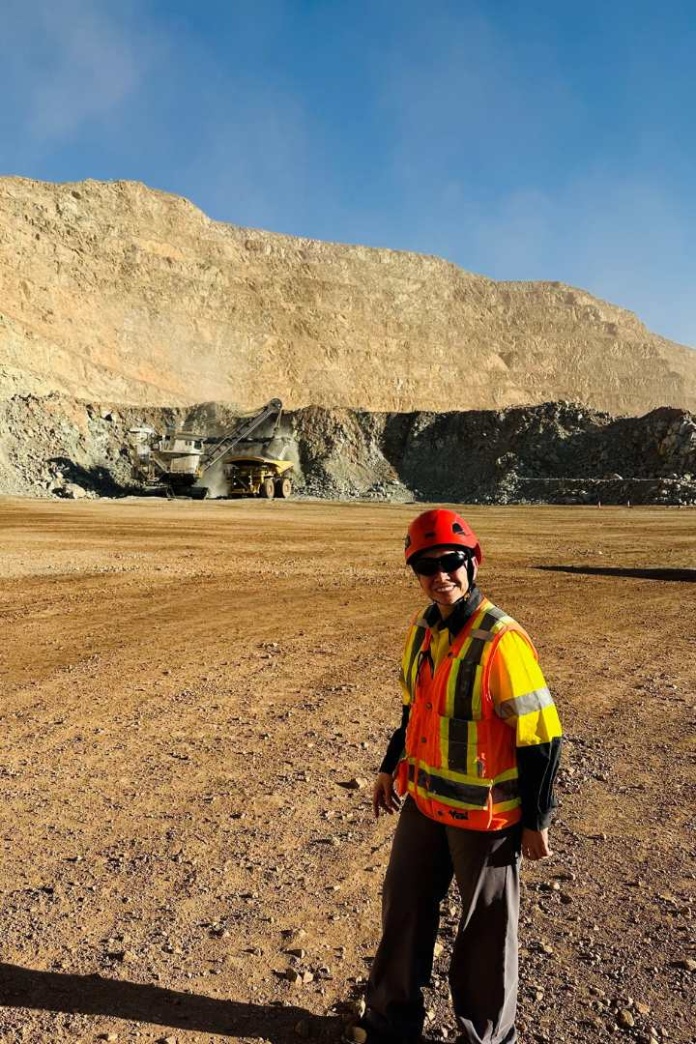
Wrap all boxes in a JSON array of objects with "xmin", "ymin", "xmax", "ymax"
[{"xmin": 0, "ymin": 498, "xmax": 693, "ymax": 1044}]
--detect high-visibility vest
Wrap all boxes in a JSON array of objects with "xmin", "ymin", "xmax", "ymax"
[{"xmin": 396, "ymin": 598, "xmax": 532, "ymax": 831}]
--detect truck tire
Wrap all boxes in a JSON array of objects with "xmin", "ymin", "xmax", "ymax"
[
  {"xmin": 276, "ymin": 477, "xmax": 292, "ymax": 499},
  {"xmin": 260, "ymin": 477, "xmax": 275, "ymax": 499}
]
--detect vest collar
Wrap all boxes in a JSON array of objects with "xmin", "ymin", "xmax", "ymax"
[{"xmin": 424, "ymin": 586, "xmax": 484, "ymax": 636}]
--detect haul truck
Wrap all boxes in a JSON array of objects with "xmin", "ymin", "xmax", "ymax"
[
  {"xmin": 224, "ymin": 455, "xmax": 294, "ymax": 499},
  {"xmin": 128, "ymin": 399, "xmax": 294, "ymax": 498}
]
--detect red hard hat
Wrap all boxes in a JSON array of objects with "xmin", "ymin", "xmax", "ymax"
[{"xmin": 404, "ymin": 509, "xmax": 482, "ymax": 565}]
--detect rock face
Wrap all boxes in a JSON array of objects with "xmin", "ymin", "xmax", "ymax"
[
  {"xmin": 1, "ymin": 394, "xmax": 694, "ymax": 506},
  {"xmin": 1, "ymin": 176, "xmax": 695, "ymax": 415}
]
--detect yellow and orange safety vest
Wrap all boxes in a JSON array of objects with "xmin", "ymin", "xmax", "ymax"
[{"xmin": 396, "ymin": 597, "xmax": 562, "ymax": 831}]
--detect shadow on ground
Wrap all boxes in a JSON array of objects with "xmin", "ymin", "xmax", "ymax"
[
  {"xmin": 537, "ymin": 566, "xmax": 696, "ymax": 582},
  {"xmin": 0, "ymin": 963, "xmax": 341, "ymax": 1041}
]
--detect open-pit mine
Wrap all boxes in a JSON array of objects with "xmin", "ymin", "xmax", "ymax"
[{"xmin": 0, "ymin": 177, "xmax": 694, "ymax": 1043}]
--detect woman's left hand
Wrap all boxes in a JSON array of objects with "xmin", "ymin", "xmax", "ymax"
[{"xmin": 521, "ymin": 827, "xmax": 551, "ymax": 860}]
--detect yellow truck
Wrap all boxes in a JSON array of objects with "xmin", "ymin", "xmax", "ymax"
[{"xmin": 224, "ymin": 456, "xmax": 294, "ymax": 498}]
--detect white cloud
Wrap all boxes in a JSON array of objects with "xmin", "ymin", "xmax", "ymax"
[{"xmin": 2, "ymin": 0, "xmax": 159, "ymax": 143}]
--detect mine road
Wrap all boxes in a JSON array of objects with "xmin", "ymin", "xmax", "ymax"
[{"xmin": 0, "ymin": 498, "xmax": 693, "ymax": 1043}]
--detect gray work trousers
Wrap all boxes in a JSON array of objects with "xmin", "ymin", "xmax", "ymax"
[{"xmin": 365, "ymin": 797, "xmax": 521, "ymax": 1044}]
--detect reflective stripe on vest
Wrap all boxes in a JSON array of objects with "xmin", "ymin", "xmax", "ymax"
[
  {"xmin": 400, "ymin": 599, "xmax": 526, "ymax": 831},
  {"xmin": 399, "ymin": 611, "xmax": 429, "ymax": 699}
]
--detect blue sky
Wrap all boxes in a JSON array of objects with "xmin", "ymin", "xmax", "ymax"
[{"xmin": 2, "ymin": 0, "xmax": 695, "ymax": 347}]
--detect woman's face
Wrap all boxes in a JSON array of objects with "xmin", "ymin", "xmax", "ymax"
[{"xmin": 413, "ymin": 546, "xmax": 473, "ymax": 615}]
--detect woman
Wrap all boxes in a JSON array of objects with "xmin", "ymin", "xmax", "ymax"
[{"xmin": 348, "ymin": 509, "xmax": 563, "ymax": 1044}]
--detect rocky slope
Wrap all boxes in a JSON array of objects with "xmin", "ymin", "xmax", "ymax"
[
  {"xmin": 1, "ymin": 395, "xmax": 694, "ymax": 505},
  {"xmin": 2, "ymin": 176, "xmax": 695, "ymax": 415}
]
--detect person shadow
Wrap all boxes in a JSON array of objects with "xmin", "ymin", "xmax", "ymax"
[
  {"xmin": 536, "ymin": 565, "xmax": 696, "ymax": 582},
  {"xmin": 0, "ymin": 963, "xmax": 343, "ymax": 1041}
]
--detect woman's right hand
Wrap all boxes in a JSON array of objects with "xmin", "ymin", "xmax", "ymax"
[{"xmin": 373, "ymin": 771, "xmax": 401, "ymax": 818}]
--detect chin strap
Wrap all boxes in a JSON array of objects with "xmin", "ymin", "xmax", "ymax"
[{"xmin": 433, "ymin": 587, "xmax": 472, "ymax": 610}]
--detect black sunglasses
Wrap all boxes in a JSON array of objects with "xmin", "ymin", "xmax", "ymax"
[{"xmin": 412, "ymin": 550, "xmax": 469, "ymax": 576}]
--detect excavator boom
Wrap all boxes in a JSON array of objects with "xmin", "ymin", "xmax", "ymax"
[{"xmin": 201, "ymin": 398, "xmax": 283, "ymax": 473}]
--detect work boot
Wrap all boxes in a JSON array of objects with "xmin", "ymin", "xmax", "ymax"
[{"xmin": 343, "ymin": 1020, "xmax": 423, "ymax": 1044}]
